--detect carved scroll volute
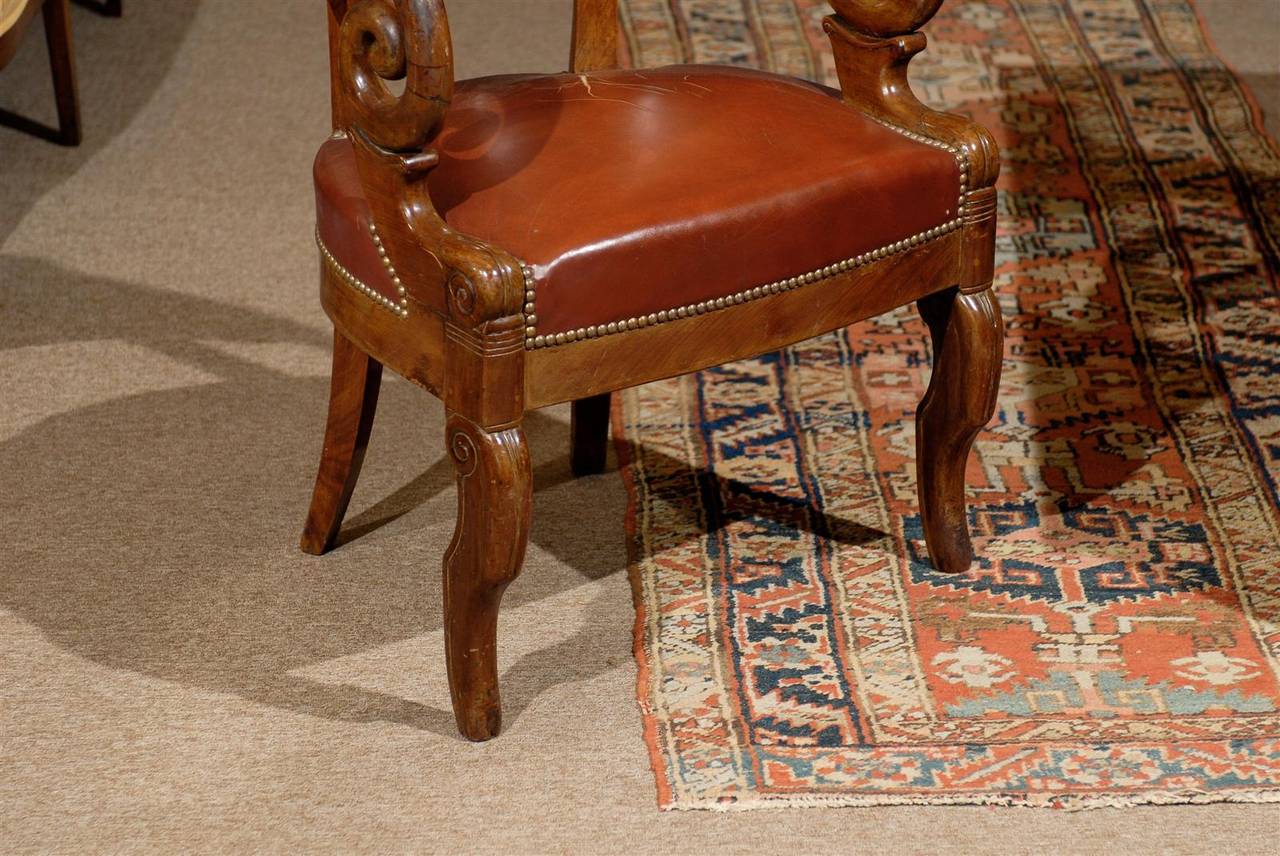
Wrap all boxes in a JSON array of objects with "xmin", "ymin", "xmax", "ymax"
[
  {"xmin": 338, "ymin": 0, "xmax": 453, "ymax": 152},
  {"xmin": 827, "ymin": 0, "xmax": 942, "ymax": 37},
  {"xmin": 333, "ymin": 0, "xmax": 461, "ymax": 317}
]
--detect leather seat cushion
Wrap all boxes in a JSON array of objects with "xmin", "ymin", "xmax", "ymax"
[{"xmin": 315, "ymin": 65, "xmax": 963, "ymax": 342}]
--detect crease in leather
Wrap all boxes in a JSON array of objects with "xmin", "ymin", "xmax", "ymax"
[{"xmin": 314, "ymin": 64, "xmax": 963, "ymax": 338}]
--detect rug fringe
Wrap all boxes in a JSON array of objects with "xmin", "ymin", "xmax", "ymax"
[{"xmin": 661, "ymin": 787, "xmax": 1280, "ymax": 813}]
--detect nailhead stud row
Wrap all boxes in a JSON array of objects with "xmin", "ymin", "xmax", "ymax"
[
  {"xmin": 316, "ymin": 226, "xmax": 409, "ymax": 317},
  {"xmin": 866, "ymin": 115, "xmax": 971, "ymax": 198},
  {"xmin": 366, "ymin": 221, "xmax": 410, "ymax": 316},
  {"xmin": 523, "ymin": 265, "xmax": 537, "ymax": 340},
  {"xmin": 523, "ymin": 218, "xmax": 962, "ymax": 350},
  {"xmin": 522, "ymin": 120, "xmax": 970, "ymax": 350}
]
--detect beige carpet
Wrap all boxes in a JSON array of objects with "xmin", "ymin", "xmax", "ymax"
[{"xmin": 2, "ymin": 1, "xmax": 1278, "ymax": 852}]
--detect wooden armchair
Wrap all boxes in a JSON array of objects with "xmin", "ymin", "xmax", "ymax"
[{"xmin": 302, "ymin": 0, "xmax": 1002, "ymax": 741}]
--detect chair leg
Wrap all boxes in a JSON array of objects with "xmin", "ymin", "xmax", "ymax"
[
  {"xmin": 42, "ymin": 0, "xmax": 81, "ymax": 146},
  {"xmin": 442, "ymin": 412, "xmax": 531, "ymax": 741},
  {"xmin": 299, "ymin": 329, "xmax": 383, "ymax": 555},
  {"xmin": 915, "ymin": 285, "xmax": 1003, "ymax": 573},
  {"xmin": 569, "ymin": 393, "xmax": 610, "ymax": 475}
]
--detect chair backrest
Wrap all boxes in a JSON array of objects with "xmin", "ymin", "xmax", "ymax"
[
  {"xmin": 325, "ymin": 0, "xmax": 619, "ymax": 134},
  {"xmin": 569, "ymin": 0, "xmax": 618, "ymax": 72},
  {"xmin": 324, "ymin": 2, "xmax": 617, "ymax": 75},
  {"xmin": 323, "ymin": 1, "xmax": 953, "ymax": 151}
]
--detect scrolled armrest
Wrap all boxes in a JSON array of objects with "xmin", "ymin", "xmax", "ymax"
[
  {"xmin": 336, "ymin": 0, "xmax": 454, "ymax": 152},
  {"xmin": 825, "ymin": 0, "xmax": 999, "ymax": 289},
  {"xmin": 329, "ymin": 0, "xmax": 523, "ymax": 330},
  {"xmin": 824, "ymin": 1, "xmax": 998, "ymax": 188}
]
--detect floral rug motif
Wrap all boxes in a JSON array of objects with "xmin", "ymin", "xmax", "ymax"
[{"xmin": 616, "ymin": 0, "xmax": 1280, "ymax": 809}]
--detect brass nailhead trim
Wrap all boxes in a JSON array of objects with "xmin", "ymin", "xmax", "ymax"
[
  {"xmin": 522, "ymin": 119, "xmax": 971, "ymax": 350},
  {"xmin": 866, "ymin": 115, "xmax": 971, "ymax": 211},
  {"xmin": 315, "ymin": 225, "xmax": 409, "ymax": 317},
  {"xmin": 867, "ymin": 116, "xmax": 970, "ymax": 191},
  {"xmin": 523, "ymin": 218, "xmax": 962, "ymax": 349},
  {"xmin": 521, "ymin": 263, "xmax": 537, "ymax": 337}
]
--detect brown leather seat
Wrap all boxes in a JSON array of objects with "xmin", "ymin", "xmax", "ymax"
[{"xmin": 314, "ymin": 64, "xmax": 962, "ymax": 344}]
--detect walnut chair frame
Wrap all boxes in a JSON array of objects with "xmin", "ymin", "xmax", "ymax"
[{"xmin": 302, "ymin": 0, "xmax": 1002, "ymax": 741}]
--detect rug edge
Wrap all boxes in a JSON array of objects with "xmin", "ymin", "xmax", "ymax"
[
  {"xmin": 613, "ymin": 393, "xmax": 678, "ymax": 809},
  {"xmin": 1185, "ymin": 0, "xmax": 1280, "ymax": 157},
  {"xmin": 658, "ymin": 787, "xmax": 1280, "ymax": 813}
]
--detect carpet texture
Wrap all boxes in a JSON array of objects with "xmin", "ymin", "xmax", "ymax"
[
  {"xmin": 619, "ymin": 0, "xmax": 1280, "ymax": 810},
  {"xmin": 1, "ymin": 0, "xmax": 1279, "ymax": 852}
]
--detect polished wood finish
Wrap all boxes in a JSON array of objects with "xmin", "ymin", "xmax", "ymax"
[
  {"xmin": 916, "ymin": 286, "xmax": 1003, "ymax": 573},
  {"xmin": 337, "ymin": 0, "xmax": 453, "ymax": 152},
  {"xmin": 319, "ymin": 255, "xmax": 446, "ymax": 395},
  {"xmin": 306, "ymin": 0, "xmax": 1003, "ymax": 740},
  {"xmin": 824, "ymin": 16, "xmax": 999, "ymax": 191},
  {"xmin": 442, "ymin": 413, "xmax": 531, "ymax": 741},
  {"xmin": 300, "ymin": 325, "xmax": 383, "ymax": 556},
  {"xmin": 41, "ymin": 0, "xmax": 78, "ymax": 145},
  {"xmin": 0, "ymin": 0, "xmax": 81, "ymax": 145},
  {"xmin": 326, "ymin": 0, "xmax": 345, "ymax": 127},
  {"xmin": 570, "ymin": 0, "xmax": 616, "ymax": 72},
  {"xmin": 570, "ymin": 393, "xmax": 611, "ymax": 475}
]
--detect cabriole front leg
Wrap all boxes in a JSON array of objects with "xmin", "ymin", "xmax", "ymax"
[
  {"xmin": 442, "ymin": 412, "xmax": 532, "ymax": 741},
  {"xmin": 915, "ymin": 285, "xmax": 1003, "ymax": 573}
]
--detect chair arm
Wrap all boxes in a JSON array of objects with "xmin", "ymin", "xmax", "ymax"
[
  {"xmin": 328, "ymin": 0, "xmax": 525, "ymax": 338},
  {"xmin": 825, "ymin": 2, "xmax": 999, "ymax": 288},
  {"xmin": 824, "ymin": 1, "xmax": 998, "ymax": 189}
]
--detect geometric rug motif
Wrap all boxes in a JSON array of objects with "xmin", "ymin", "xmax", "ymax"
[{"xmin": 617, "ymin": 0, "xmax": 1280, "ymax": 809}]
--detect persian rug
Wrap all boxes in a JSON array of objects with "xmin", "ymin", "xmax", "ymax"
[{"xmin": 615, "ymin": 0, "xmax": 1280, "ymax": 809}]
